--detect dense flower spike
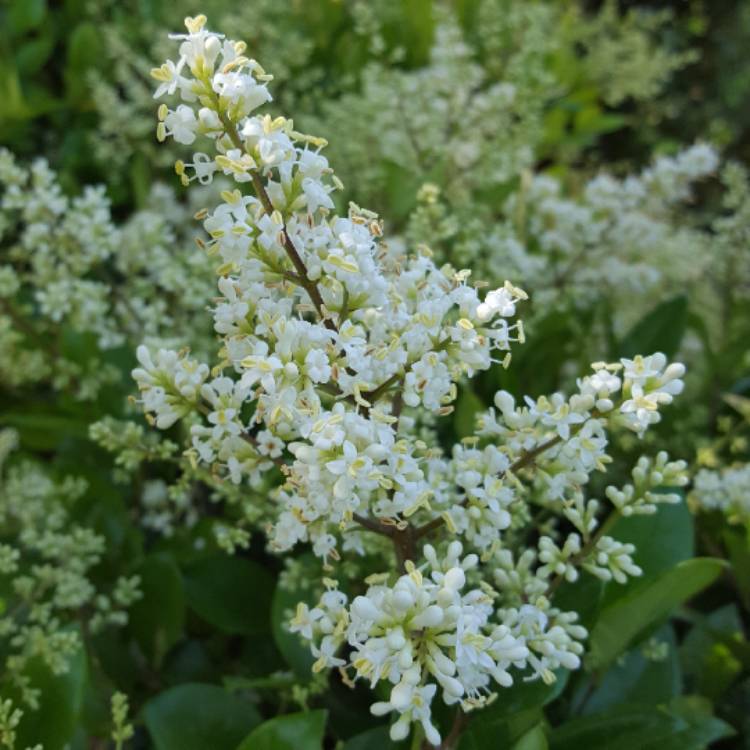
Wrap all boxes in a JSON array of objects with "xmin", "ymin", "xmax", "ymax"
[{"xmin": 136, "ymin": 16, "xmax": 689, "ymax": 744}]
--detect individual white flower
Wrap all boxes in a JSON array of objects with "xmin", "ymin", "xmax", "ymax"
[
  {"xmin": 475, "ymin": 282, "xmax": 527, "ymax": 321},
  {"xmin": 304, "ymin": 349, "xmax": 331, "ymax": 384},
  {"xmin": 151, "ymin": 58, "xmax": 187, "ymax": 99},
  {"xmin": 372, "ymin": 679, "xmax": 440, "ymax": 745},
  {"xmin": 164, "ymin": 105, "xmax": 198, "ymax": 145},
  {"xmin": 212, "ymin": 71, "xmax": 271, "ymax": 118}
]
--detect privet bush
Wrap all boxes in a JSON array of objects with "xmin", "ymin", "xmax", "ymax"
[
  {"xmin": 136, "ymin": 19, "xmax": 698, "ymax": 743},
  {"xmin": 0, "ymin": 3, "xmax": 749, "ymax": 749}
]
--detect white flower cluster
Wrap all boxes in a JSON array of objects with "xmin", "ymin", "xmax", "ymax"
[
  {"xmin": 606, "ymin": 452, "xmax": 688, "ymax": 517},
  {"xmin": 292, "ymin": 543, "xmax": 538, "ymax": 745},
  {"xmin": 0, "ymin": 150, "xmax": 213, "ymax": 399},
  {"xmin": 314, "ymin": 14, "xmax": 540, "ymax": 212},
  {"xmin": 136, "ymin": 17, "xmax": 689, "ymax": 744},
  {"xmin": 690, "ymin": 464, "xmax": 750, "ymax": 525},
  {"xmin": 410, "ymin": 143, "xmax": 719, "ymax": 329},
  {"xmin": 506, "ymin": 143, "xmax": 717, "ymax": 297}
]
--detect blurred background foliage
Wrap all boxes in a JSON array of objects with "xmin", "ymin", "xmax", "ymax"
[{"xmin": 3, "ymin": 0, "xmax": 748, "ymax": 203}]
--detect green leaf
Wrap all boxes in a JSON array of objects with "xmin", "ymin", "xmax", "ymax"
[
  {"xmin": 723, "ymin": 392, "xmax": 750, "ymax": 423},
  {"xmin": 602, "ymin": 496, "xmax": 692, "ymax": 606},
  {"xmin": 65, "ymin": 22, "xmax": 102, "ymax": 101},
  {"xmin": 503, "ymin": 311, "xmax": 578, "ymax": 396},
  {"xmin": 66, "ymin": 22, "xmax": 101, "ymax": 72},
  {"xmin": 161, "ymin": 640, "xmax": 217, "ymax": 685},
  {"xmin": 0, "ymin": 62, "xmax": 30, "ymax": 121},
  {"xmin": 0, "ymin": 412, "xmax": 89, "ymax": 451},
  {"xmin": 617, "ymin": 296, "xmax": 688, "ymax": 359},
  {"xmin": 512, "ymin": 724, "xmax": 548, "ymax": 750},
  {"xmin": 680, "ymin": 605, "xmax": 747, "ymax": 701},
  {"xmin": 130, "ymin": 153, "xmax": 152, "ymax": 209},
  {"xmin": 14, "ymin": 642, "xmax": 87, "ymax": 750},
  {"xmin": 459, "ymin": 708, "xmax": 544, "ymax": 750},
  {"xmin": 550, "ymin": 697, "xmax": 735, "ymax": 750},
  {"xmin": 588, "ymin": 559, "xmax": 724, "ymax": 671},
  {"xmin": 459, "ymin": 673, "xmax": 565, "ymax": 750},
  {"xmin": 143, "ymin": 683, "xmax": 261, "ymax": 750},
  {"xmin": 342, "ymin": 726, "xmax": 395, "ymax": 750},
  {"xmin": 583, "ymin": 625, "xmax": 681, "ymax": 714},
  {"xmin": 15, "ymin": 34, "xmax": 55, "ymax": 75},
  {"xmin": 473, "ymin": 670, "xmax": 568, "ymax": 723},
  {"xmin": 399, "ymin": 0, "xmax": 434, "ymax": 65},
  {"xmin": 235, "ymin": 709, "xmax": 327, "ymax": 750},
  {"xmin": 552, "ymin": 574, "xmax": 605, "ymax": 630},
  {"xmin": 383, "ymin": 160, "xmax": 421, "ymax": 221},
  {"xmin": 723, "ymin": 526, "xmax": 750, "ymax": 609},
  {"xmin": 573, "ymin": 106, "xmax": 627, "ymax": 137},
  {"xmin": 7, "ymin": 0, "xmax": 47, "ymax": 35},
  {"xmin": 129, "ymin": 555, "xmax": 185, "ymax": 666},
  {"xmin": 184, "ymin": 555, "xmax": 274, "ymax": 635}
]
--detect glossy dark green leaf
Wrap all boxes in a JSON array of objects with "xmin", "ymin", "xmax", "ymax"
[
  {"xmin": 8, "ymin": 0, "xmax": 47, "ymax": 35},
  {"xmin": 588, "ymin": 558, "xmax": 724, "ymax": 671},
  {"xmin": 184, "ymin": 555, "xmax": 274, "ymax": 635},
  {"xmin": 14, "ymin": 643, "xmax": 87, "ymax": 750},
  {"xmin": 235, "ymin": 709, "xmax": 327, "ymax": 750},
  {"xmin": 617, "ymin": 296, "xmax": 688, "ymax": 360},
  {"xmin": 459, "ymin": 672, "xmax": 566, "ymax": 750},
  {"xmin": 679, "ymin": 604, "xmax": 747, "ymax": 701},
  {"xmin": 161, "ymin": 640, "xmax": 217, "ymax": 685},
  {"xmin": 142, "ymin": 683, "xmax": 261, "ymax": 750},
  {"xmin": 583, "ymin": 625, "xmax": 681, "ymax": 714},
  {"xmin": 342, "ymin": 726, "xmax": 395, "ymax": 750},
  {"xmin": 602, "ymin": 496, "xmax": 692, "ymax": 606},
  {"xmin": 471, "ymin": 669, "xmax": 568, "ymax": 725},
  {"xmin": 723, "ymin": 526, "xmax": 750, "ymax": 610},
  {"xmin": 459, "ymin": 708, "xmax": 544, "ymax": 750},
  {"xmin": 512, "ymin": 724, "xmax": 548, "ymax": 750},
  {"xmin": 550, "ymin": 697, "xmax": 734, "ymax": 750},
  {"xmin": 129, "ymin": 555, "xmax": 185, "ymax": 666}
]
